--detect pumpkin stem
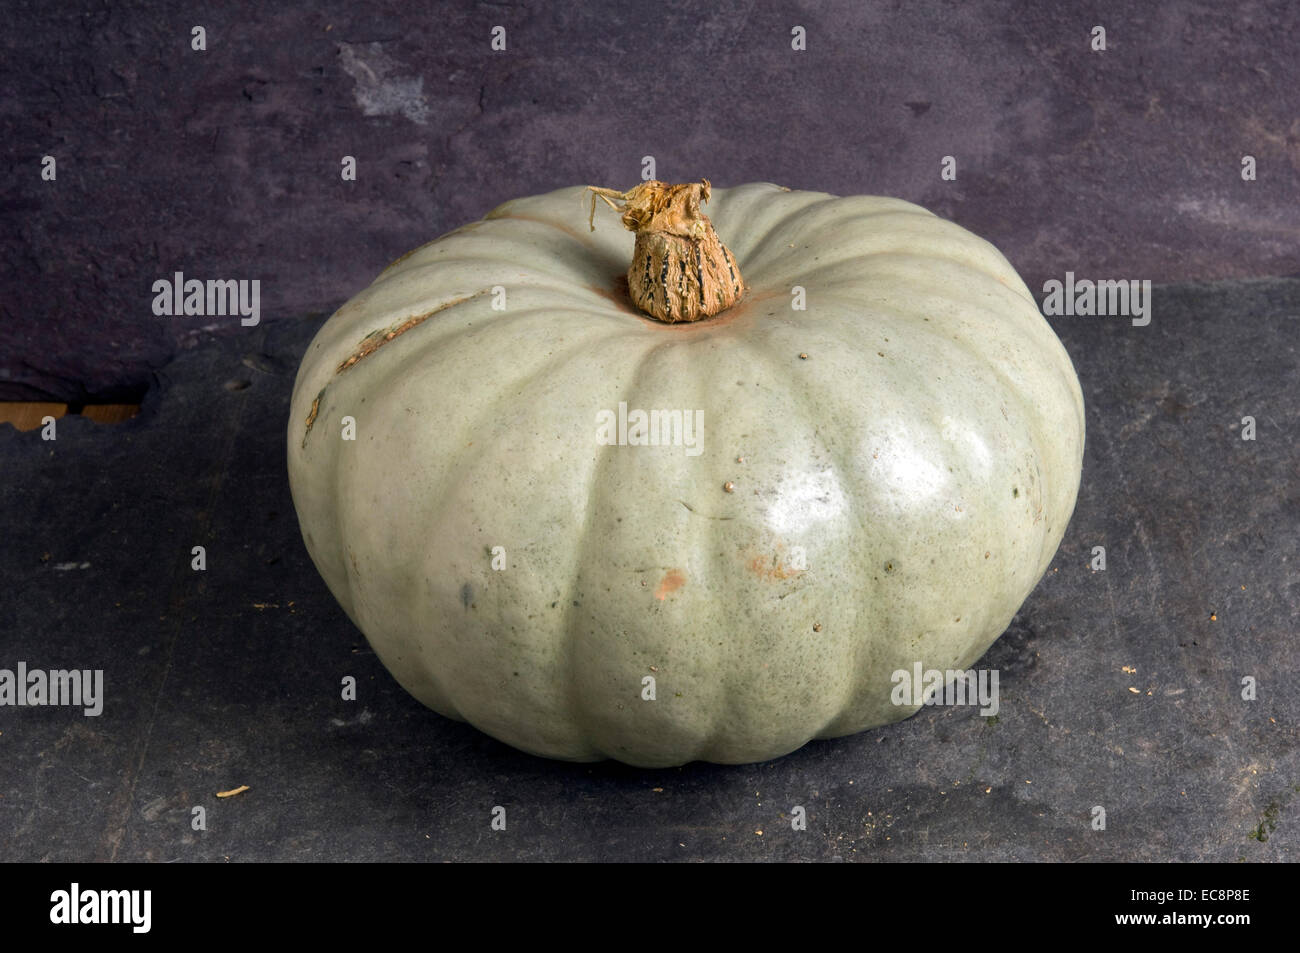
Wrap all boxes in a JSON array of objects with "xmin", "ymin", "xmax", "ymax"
[{"xmin": 586, "ymin": 180, "xmax": 745, "ymax": 324}]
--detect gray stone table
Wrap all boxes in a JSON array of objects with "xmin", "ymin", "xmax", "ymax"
[{"xmin": 1, "ymin": 276, "xmax": 1296, "ymax": 861}]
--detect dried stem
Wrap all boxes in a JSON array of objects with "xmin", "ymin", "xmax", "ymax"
[{"xmin": 587, "ymin": 179, "xmax": 744, "ymax": 323}]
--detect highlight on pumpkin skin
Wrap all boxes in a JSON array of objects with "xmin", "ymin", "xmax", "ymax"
[{"xmin": 586, "ymin": 179, "xmax": 745, "ymax": 324}]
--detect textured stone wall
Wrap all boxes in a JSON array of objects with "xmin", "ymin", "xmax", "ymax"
[{"xmin": 3, "ymin": 1, "xmax": 1297, "ymax": 399}]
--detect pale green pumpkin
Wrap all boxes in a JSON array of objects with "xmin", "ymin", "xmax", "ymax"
[{"xmin": 287, "ymin": 182, "xmax": 1084, "ymax": 767}]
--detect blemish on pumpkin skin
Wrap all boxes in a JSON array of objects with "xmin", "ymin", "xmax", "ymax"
[
  {"xmin": 302, "ymin": 290, "xmax": 492, "ymax": 448},
  {"xmin": 744, "ymin": 543, "xmax": 805, "ymax": 583},
  {"xmin": 654, "ymin": 569, "xmax": 686, "ymax": 601},
  {"xmin": 336, "ymin": 289, "xmax": 491, "ymax": 374},
  {"xmin": 301, "ymin": 387, "xmax": 325, "ymax": 446},
  {"xmin": 748, "ymin": 556, "xmax": 803, "ymax": 581}
]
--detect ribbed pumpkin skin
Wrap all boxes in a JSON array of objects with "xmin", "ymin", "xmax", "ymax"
[{"xmin": 287, "ymin": 183, "xmax": 1084, "ymax": 767}]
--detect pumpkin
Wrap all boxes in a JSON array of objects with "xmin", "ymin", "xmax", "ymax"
[{"xmin": 287, "ymin": 180, "xmax": 1084, "ymax": 767}]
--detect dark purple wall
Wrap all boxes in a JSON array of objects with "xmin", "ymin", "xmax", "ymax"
[{"xmin": 3, "ymin": 0, "xmax": 1297, "ymax": 400}]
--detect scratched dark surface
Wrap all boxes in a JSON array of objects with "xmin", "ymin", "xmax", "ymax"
[
  {"xmin": 0, "ymin": 275, "xmax": 1296, "ymax": 861},
  {"xmin": 3, "ymin": 0, "xmax": 1300, "ymax": 400}
]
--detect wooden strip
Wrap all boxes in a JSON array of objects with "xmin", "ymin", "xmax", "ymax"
[
  {"xmin": 0, "ymin": 403, "xmax": 66, "ymax": 431},
  {"xmin": 81, "ymin": 404, "xmax": 141, "ymax": 424},
  {"xmin": 0, "ymin": 403, "xmax": 141, "ymax": 431}
]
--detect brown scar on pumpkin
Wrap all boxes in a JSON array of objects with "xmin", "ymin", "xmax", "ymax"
[
  {"xmin": 302, "ymin": 290, "xmax": 491, "ymax": 447},
  {"xmin": 744, "ymin": 543, "xmax": 806, "ymax": 582},
  {"xmin": 301, "ymin": 389, "xmax": 326, "ymax": 446},
  {"xmin": 748, "ymin": 555, "xmax": 804, "ymax": 582},
  {"xmin": 654, "ymin": 569, "xmax": 686, "ymax": 601},
  {"xmin": 335, "ymin": 290, "xmax": 489, "ymax": 373}
]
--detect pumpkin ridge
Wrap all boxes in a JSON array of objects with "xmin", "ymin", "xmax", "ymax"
[
  {"xmin": 513, "ymin": 331, "xmax": 690, "ymax": 757},
  {"xmin": 393, "ymin": 253, "xmax": 607, "ymax": 292},
  {"xmin": 718, "ymin": 330, "xmax": 865, "ymax": 753},
  {"xmin": 357, "ymin": 321, "xmax": 658, "ymax": 748},
  {"xmin": 751, "ymin": 298, "xmax": 1065, "ymax": 737},
  {"xmin": 832, "ymin": 267, "xmax": 1080, "ymax": 562},
  {"xmin": 740, "ymin": 211, "xmax": 969, "ymax": 282},
  {"xmin": 491, "ymin": 211, "xmax": 602, "ymax": 250},
  {"xmin": 723, "ymin": 194, "xmax": 845, "ymax": 271},
  {"xmin": 560, "ymin": 336, "xmax": 689, "ymax": 762}
]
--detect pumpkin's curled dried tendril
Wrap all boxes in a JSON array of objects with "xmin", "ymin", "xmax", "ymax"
[{"xmin": 587, "ymin": 180, "xmax": 745, "ymax": 324}]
